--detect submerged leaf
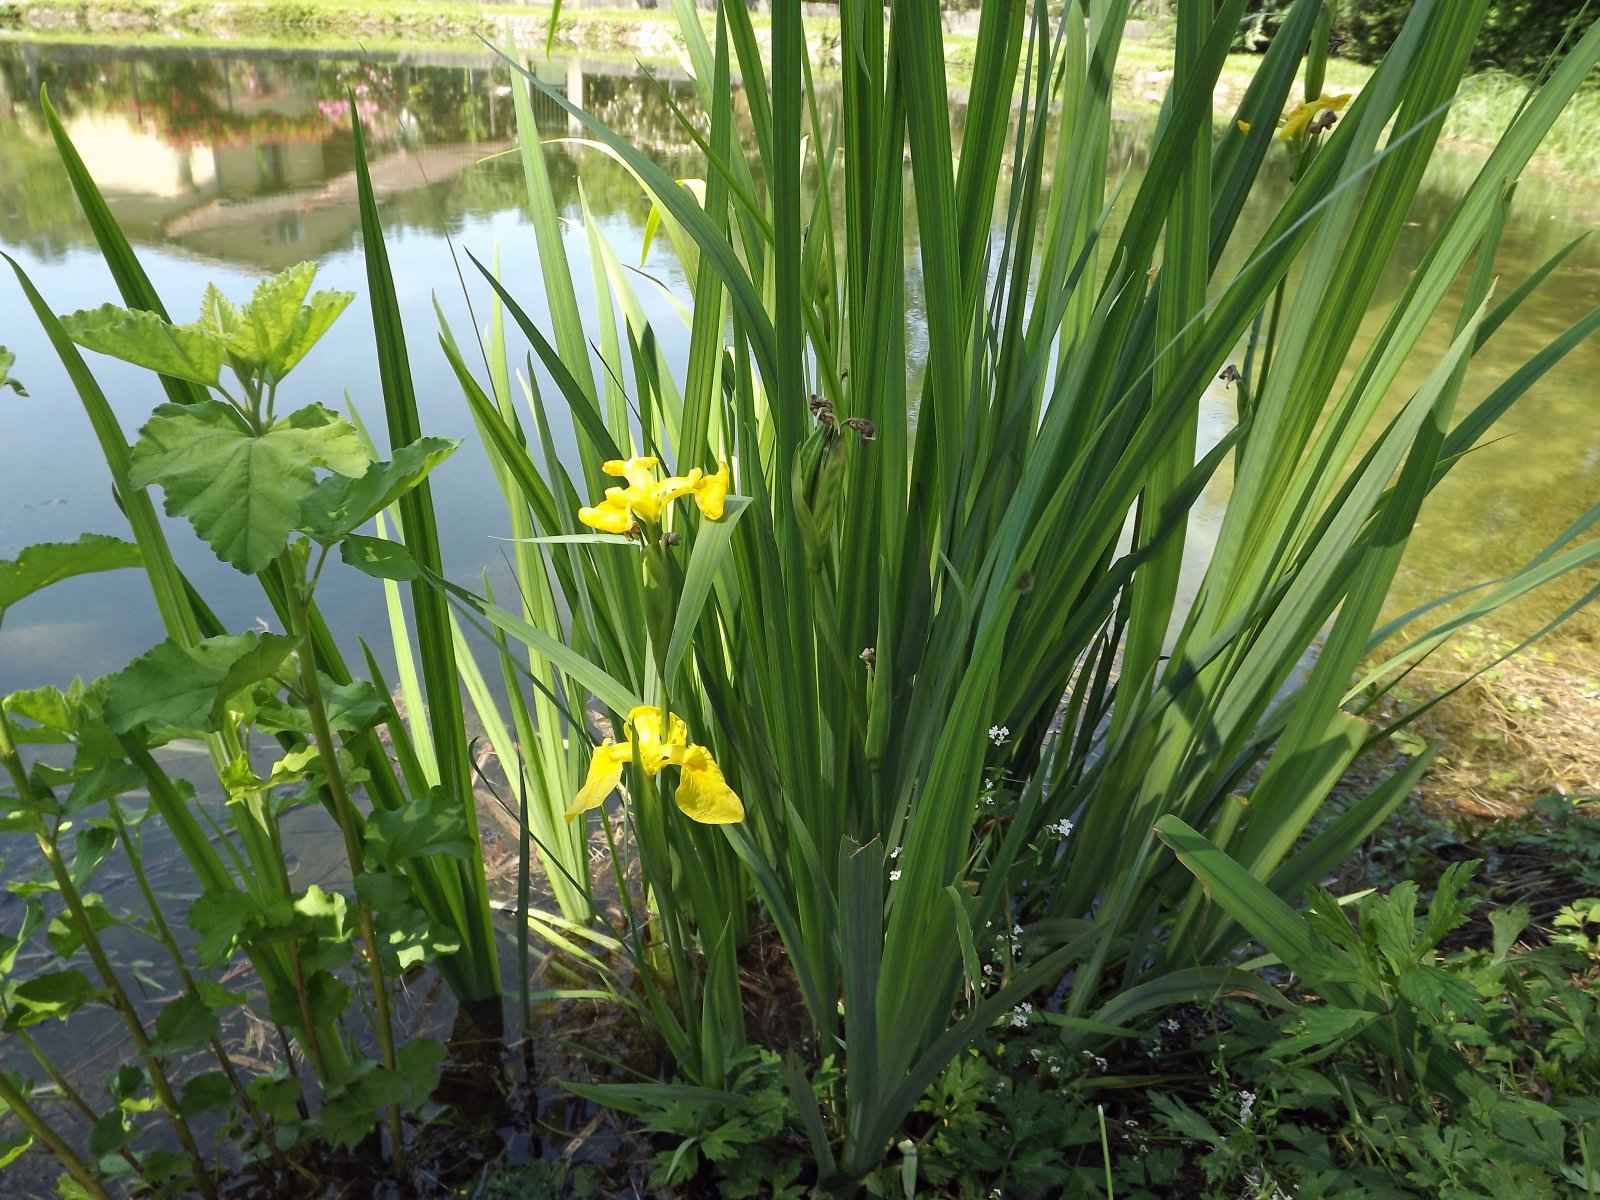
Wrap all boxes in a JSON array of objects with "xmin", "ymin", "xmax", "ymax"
[
  {"xmin": 60, "ymin": 304, "xmax": 223, "ymax": 387},
  {"xmin": 130, "ymin": 400, "xmax": 369, "ymax": 573}
]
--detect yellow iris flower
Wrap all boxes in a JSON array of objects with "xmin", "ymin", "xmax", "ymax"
[
  {"xmin": 1279, "ymin": 92, "xmax": 1351, "ymax": 141},
  {"xmin": 566, "ymin": 705, "xmax": 744, "ymax": 825},
  {"xmin": 577, "ymin": 456, "xmax": 732, "ymax": 532}
]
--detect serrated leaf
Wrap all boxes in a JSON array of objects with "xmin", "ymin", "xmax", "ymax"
[
  {"xmin": 299, "ymin": 437, "xmax": 459, "ymax": 542},
  {"xmin": 365, "ymin": 786, "xmax": 474, "ymax": 869},
  {"xmin": 187, "ymin": 891, "xmax": 276, "ymax": 967},
  {"xmin": 178, "ymin": 1072, "xmax": 236, "ymax": 1119},
  {"xmin": 0, "ymin": 346, "xmax": 26, "ymax": 396},
  {"xmin": 267, "ymin": 968, "xmax": 350, "ymax": 1033},
  {"xmin": 0, "ymin": 898, "xmax": 44, "ymax": 974},
  {"xmin": 373, "ymin": 902, "xmax": 460, "ymax": 974},
  {"xmin": 47, "ymin": 894, "xmax": 118, "ymax": 959},
  {"xmin": 251, "ymin": 674, "xmax": 387, "ymax": 738},
  {"xmin": 65, "ymin": 760, "xmax": 144, "ymax": 815},
  {"xmin": 0, "ymin": 535, "xmax": 142, "ymax": 612},
  {"xmin": 130, "ymin": 400, "xmax": 369, "ymax": 573},
  {"xmin": 353, "ymin": 873, "xmax": 412, "ymax": 912},
  {"xmin": 246, "ymin": 1069, "xmax": 302, "ymax": 1124},
  {"xmin": 1396, "ymin": 964, "xmax": 1481, "ymax": 1018},
  {"xmin": 0, "ymin": 1132, "xmax": 31, "ymax": 1169},
  {"xmin": 104, "ymin": 633, "xmax": 296, "ymax": 735},
  {"xmin": 3, "ymin": 687, "xmax": 72, "ymax": 743},
  {"xmin": 3, "ymin": 968, "xmax": 100, "ymax": 1027},
  {"xmin": 1267, "ymin": 1005, "xmax": 1377, "ymax": 1060},
  {"xmin": 339, "ymin": 534, "xmax": 420, "ymax": 581},
  {"xmin": 60, "ymin": 304, "xmax": 223, "ymax": 387},
  {"xmin": 270, "ymin": 286, "xmax": 354, "ymax": 382},
  {"xmin": 149, "ymin": 992, "xmax": 221, "ymax": 1056},
  {"xmin": 292, "ymin": 885, "xmax": 355, "ymax": 974},
  {"xmin": 68, "ymin": 827, "xmax": 117, "ymax": 890},
  {"xmin": 89, "ymin": 1109, "xmax": 132, "ymax": 1156},
  {"xmin": 108, "ymin": 1064, "xmax": 147, "ymax": 1104},
  {"xmin": 197, "ymin": 264, "xmax": 355, "ymax": 382}
]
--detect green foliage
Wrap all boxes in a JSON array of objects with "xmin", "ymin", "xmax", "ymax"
[
  {"xmin": 129, "ymin": 401, "xmax": 368, "ymax": 573},
  {"xmin": 567, "ymin": 1048, "xmax": 827, "ymax": 1196},
  {"xmin": 0, "ymin": 535, "xmax": 141, "ymax": 614},
  {"xmin": 0, "ymin": 139, "xmax": 477, "ymax": 1190},
  {"xmin": 1337, "ymin": 0, "xmax": 1598, "ymax": 75},
  {"xmin": 0, "ymin": 346, "xmax": 25, "ymax": 396}
]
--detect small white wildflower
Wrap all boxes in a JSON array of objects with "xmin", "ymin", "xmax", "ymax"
[
  {"xmin": 1012, "ymin": 923, "xmax": 1024, "ymax": 937},
  {"xmin": 988, "ymin": 725, "xmax": 1010, "ymax": 745},
  {"xmin": 889, "ymin": 869, "xmax": 902, "ymax": 882},
  {"xmin": 1049, "ymin": 818, "xmax": 1076, "ymax": 838},
  {"xmin": 1238, "ymin": 1090, "xmax": 1257, "ymax": 1125},
  {"xmin": 983, "ymin": 963, "xmax": 994, "ymax": 976},
  {"xmin": 890, "ymin": 844, "xmax": 903, "ymax": 859},
  {"xmin": 1160, "ymin": 1018, "xmax": 1180, "ymax": 1034},
  {"xmin": 1009, "ymin": 1003, "xmax": 1033, "ymax": 1029}
]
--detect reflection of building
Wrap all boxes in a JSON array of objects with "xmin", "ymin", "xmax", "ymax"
[
  {"xmin": 164, "ymin": 140, "xmax": 516, "ymax": 270},
  {"xmin": 1, "ymin": 43, "xmax": 712, "ymax": 271}
]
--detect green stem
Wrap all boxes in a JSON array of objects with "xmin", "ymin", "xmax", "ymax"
[
  {"xmin": 278, "ymin": 550, "xmax": 406, "ymax": 1173},
  {"xmin": 0, "ymin": 1072, "xmax": 112, "ymax": 1200},
  {"xmin": 12, "ymin": 1027, "xmax": 149, "ymax": 1183},
  {"xmin": 35, "ymin": 836, "xmax": 219, "ymax": 1200},
  {"xmin": 107, "ymin": 799, "xmax": 291, "ymax": 1171}
]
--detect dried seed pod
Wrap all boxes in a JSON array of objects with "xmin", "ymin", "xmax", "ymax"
[{"xmin": 843, "ymin": 417, "xmax": 877, "ymax": 444}]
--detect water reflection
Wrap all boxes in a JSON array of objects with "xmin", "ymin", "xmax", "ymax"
[
  {"xmin": 0, "ymin": 43, "xmax": 715, "ymax": 269},
  {"xmin": 0, "ymin": 38, "xmax": 1595, "ymax": 687}
]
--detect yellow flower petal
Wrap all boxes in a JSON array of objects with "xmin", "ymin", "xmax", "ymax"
[
  {"xmin": 1236, "ymin": 119, "xmax": 1251, "ymax": 134},
  {"xmin": 578, "ymin": 493, "xmax": 634, "ymax": 533},
  {"xmin": 1278, "ymin": 92, "xmax": 1351, "ymax": 141},
  {"xmin": 628, "ymin": 706, "xmax": 687, "ymax": 773},
  {"xmin": 602, "ymin": 456, "xmax": 661, "ymax": 493},
  {"xmin": 566, "ymin": 743, "xmax": 626, "ymax": 821},
  {"xmin": 668, "ymin": 744, "xmax": 744, "ymax": 824},
  {"xmin": 694, "ymin": 462, "xmax": 731, "ymax": 521},
  {"xmin": 656, "ymin": 469, "xmax": 703, "ymax": 508}
]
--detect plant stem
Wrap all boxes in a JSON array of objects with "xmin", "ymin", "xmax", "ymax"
[
  {"xmin": 107, "ymin": 798, "xmax": 292, "ymax": 1171},
  {"xmin": 278, "ymin": 549, "xmax": 407, "ymax": 1173},
  {"xmin": 35, "ymin": 836, "xmax": 220, "ymax": 1200},
  {"xmin": 12, "ymin": 1027, "xmax": 150, "ymax": 1182},
  {"xmin": 0, "ymin": 1071, "xmax": 113, "ymax": 1200}
]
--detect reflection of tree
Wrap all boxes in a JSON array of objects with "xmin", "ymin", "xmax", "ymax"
[{"xmin": 0, "ymin": 115, "xmax": 80, "ymax": 257}]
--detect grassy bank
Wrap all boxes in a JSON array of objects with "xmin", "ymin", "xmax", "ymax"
[
  {"xmin": 1, "ymin": 0, "xmax": 843, "ymax": 63},
  {"xmin": 8, "ymin": 1, "xmax": 1600, "ymax": 178}
]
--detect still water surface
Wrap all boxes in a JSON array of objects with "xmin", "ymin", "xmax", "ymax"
[{"xmin": 1, "ymin": 39, "xmax": 1596, "ymax": 689}]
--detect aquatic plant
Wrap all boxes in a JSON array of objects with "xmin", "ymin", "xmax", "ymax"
[
  {"xmin": 438, "ymin": 0, "xmax": 1600, "ymax": 1183},
  {"xmin": 2, "ymin": 0, "xmax": 1599, "ymax": 1191},
  {"xmin": 0, "ymin": 126, "xmax": 493, "ymax": 1184}
]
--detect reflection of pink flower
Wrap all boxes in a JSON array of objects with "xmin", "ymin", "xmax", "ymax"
[{"xmin": 316, "ymin": 98, "xmax": 382, "ymax": 126}]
